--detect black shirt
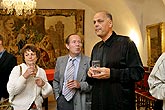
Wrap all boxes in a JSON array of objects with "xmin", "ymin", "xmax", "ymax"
[{"xmin": 87, "ymin": 31, "xmax": 144, "ymax": 110}]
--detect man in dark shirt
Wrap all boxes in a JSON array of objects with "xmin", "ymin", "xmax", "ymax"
[
  {"xmin": 87, "ymin": 11, "xmax": 144, "ymax": 110},
  {"xmin": 0, "ymin": 35, "xmax": 17, "ymax": 100}
]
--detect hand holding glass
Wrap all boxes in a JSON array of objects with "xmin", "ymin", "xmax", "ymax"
[{"xmin": 28, "ymin": 63, "xmax": 36, "ymax": 77}]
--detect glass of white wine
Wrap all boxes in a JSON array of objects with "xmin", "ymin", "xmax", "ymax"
[{"xmin": 28, "ymin": 62, "xmax": 37, "ymax": 78}]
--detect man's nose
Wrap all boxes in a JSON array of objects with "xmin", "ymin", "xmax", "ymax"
[{"xmin": 94, "ymin": 21, "xmax": 99, "ymax": 26}]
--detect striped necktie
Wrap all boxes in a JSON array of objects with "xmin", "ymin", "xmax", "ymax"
[{"xmin": 63, "ymin": 58, "xmax": 76, "ymax": 101}]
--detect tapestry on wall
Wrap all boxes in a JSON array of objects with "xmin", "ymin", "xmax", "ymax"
[{"xmin": 0, "ymin": 9, "xmax": 85, "ymax": 69}]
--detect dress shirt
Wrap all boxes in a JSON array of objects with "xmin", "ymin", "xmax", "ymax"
[
  {"xmin": 0, "ymin": 50, "xmax": 5, "ymax": 58},
  {"xmin": 63, "ymin": 55, "xmax": 81, "ymax": 90}
]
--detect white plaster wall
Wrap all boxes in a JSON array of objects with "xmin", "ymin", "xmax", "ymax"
[
  {"xmin": 80, "ymin": 0, "xmax": 144, "ymax": 64},
  {"xmin": 1, "ymin": 0, "xmax": 165, "ymax": 66},
  {"xmin": 78, "ymin": 0, "xmax": 165, "ymax": 66},
  {"xmin": 122, "ymin": 0, "xmax": 165, "ymax": 66},
  {"xmin": 0, "ymin": 0, "xmax": 146, "ymax": 65},
  {"xmin": 142, "ymin": 0, "xmax": 165, "ymax": 66}
]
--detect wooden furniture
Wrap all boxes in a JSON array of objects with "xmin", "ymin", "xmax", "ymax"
[{"xmin": 135, "ymin": 71, "xmax": 157, "ymax": 110}]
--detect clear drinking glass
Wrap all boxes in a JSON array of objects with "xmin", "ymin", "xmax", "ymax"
[
  {"xmin": 28, "ymin": 62, "xmax": 36, "ymax": 78},
  {"xmin": 92, "ymin": 60, "xmax": 100, "ymax": 68},
  {"xmin": 92, "ymin": 60, "xmax": 100, "ymax": 74}
]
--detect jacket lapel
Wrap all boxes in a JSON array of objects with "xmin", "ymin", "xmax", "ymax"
[
  {"xmin": 0, "ymin": 51, "xmax": 8, "ymax": 65},
  {"xmin": 77, "ymin": 55, "xmax": 87, "ymax": 81},
  {"xmin": 60, "ymin": 55, "xmax": 69, "ymax": 87}
]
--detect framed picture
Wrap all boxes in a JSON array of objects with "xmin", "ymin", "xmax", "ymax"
[
  {"xmin": 0, "ymin": 9, "xmax": 85, "ymax": 69},
  {"xmin": 146, "ymin": 22, "xmax": 165, "ymax": 67}
]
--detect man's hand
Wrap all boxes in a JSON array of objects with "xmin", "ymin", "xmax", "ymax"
[
  {"xmin": 67, "ymin": 80, "xmax": 80, "ymax": 89},
  {"xmin": 88, "ymin": 67, "xmax": 110, "ymax": 79}
]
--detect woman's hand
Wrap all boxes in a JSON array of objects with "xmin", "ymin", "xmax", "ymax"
[
  {"xmin": 23, "ymin": 63, "xmax": 37, "ymax": 79},
  {"xmin": 23, "ymin": 67, "xmax": 36, "ymax": 79},
  {"xmin": 35, "ymin": 77, "xmax": 45, "ymax": 87}
]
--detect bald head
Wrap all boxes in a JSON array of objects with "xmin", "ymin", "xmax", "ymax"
[
  {"xmin": 93, "ymin": 11, "xmax": 113, "ymax": 41},
  {"xmin": 96, "ymin": 11, "xmax": 113, "ymax": 21}
]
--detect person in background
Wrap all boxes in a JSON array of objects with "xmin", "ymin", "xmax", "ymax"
[
  {"xmin": 0, "ymin": 35, "xmax": 17, "ymax": 101},
  {"xmin": 148, "ymin": 52, "xmax": 165, "ymax": 110},
  {"xmin": 7, "ymin": 44, "xmax": 53, "ymax": 110},
  {"xmin": 53, "ymin": 33, "xmax": 92, "ymax": 110},
  {"xmin": 87, "ymin": 11, "xmax": 144, "ymax": 110}
]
